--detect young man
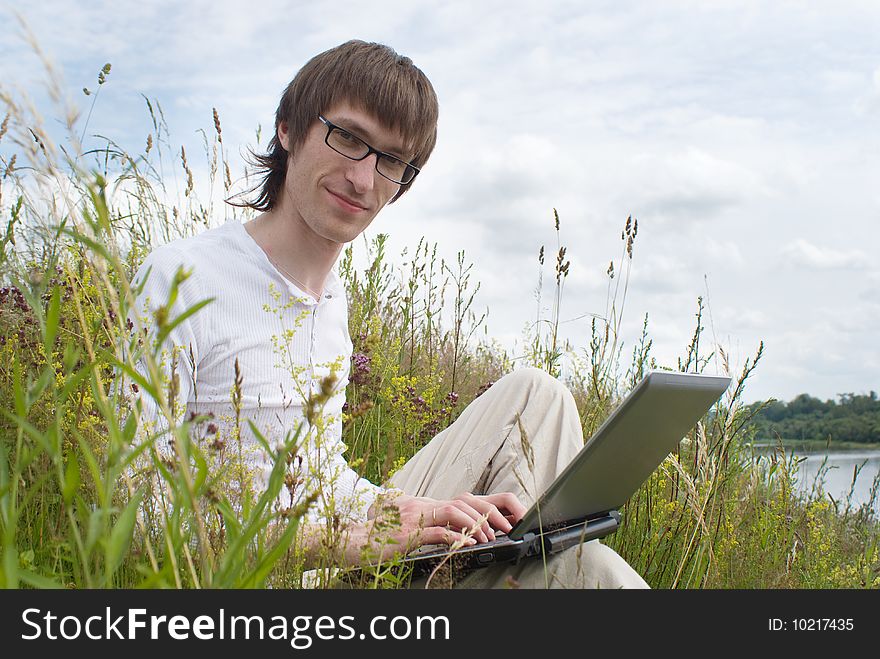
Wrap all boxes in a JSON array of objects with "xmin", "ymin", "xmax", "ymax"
[{"xmin": 133, "ymin": 40, "xmax": 647, "ymax": 588}]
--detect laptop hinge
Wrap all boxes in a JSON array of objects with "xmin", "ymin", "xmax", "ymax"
[
  {"xmin": 541, "ymin": 511, "xmax": 620, "ymax": 555},
  {"xmin": 514, "ymin": 532, "xmax": 540, "ymax": 563}
]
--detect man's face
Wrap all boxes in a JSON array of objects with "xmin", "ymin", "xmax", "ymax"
[{"xmin": 278, "ymin": 102, "xmax": 409, "ymax": 247}]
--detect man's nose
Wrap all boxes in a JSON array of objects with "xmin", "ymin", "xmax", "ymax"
[{"xmin": 345, "ymin": 154, "xmax": 377, "ymax": 193}]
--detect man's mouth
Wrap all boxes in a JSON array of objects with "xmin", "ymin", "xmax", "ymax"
[{"xmin": 326, "ymin": 188, "xmax": 368, "ymax": 213}]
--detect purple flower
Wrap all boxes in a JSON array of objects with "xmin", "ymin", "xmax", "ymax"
[{"xmin": 350, "ymin": 351, "xmax": 372, "ymax": 386}]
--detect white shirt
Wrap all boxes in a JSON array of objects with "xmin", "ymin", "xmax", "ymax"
[{"xmin": 130, "ymin": 220, "xmax": 383, "ymax": 521}]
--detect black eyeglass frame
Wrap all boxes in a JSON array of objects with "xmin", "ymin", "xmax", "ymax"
[{"xmin": 318, "ymin": 115, "xmax": 420, "ymax": 186}]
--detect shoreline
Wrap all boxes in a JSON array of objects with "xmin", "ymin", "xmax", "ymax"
[{"xmin": 748, "ymin": 439, "xmax": 880, "ymax": 453}]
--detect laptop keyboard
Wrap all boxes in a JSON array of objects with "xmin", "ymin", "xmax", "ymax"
[{"xmin": 409, "ymin": 533, "xmax": 512, "ymax": 557}]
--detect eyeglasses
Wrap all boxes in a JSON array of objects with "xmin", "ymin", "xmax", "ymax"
[{"xmin": 318, "ymin": 115, "xmax": 420, "ymax": 185}]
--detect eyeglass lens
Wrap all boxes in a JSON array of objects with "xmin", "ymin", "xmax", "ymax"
[{"xmin": 326, "ymin": 127, "xmax": 413, "ymax": 184}]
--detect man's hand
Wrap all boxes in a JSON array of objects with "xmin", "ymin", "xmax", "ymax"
[
  {"xmin": 390, "ymin": 492, "xmax": 526, "ymax": 544},
  {"xmin": 331, "ymin": 491, "xmax": 527, "ymax": 566}
]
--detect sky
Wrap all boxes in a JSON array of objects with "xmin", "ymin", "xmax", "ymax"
[{"xmin": 2, "ymin": 0, "xmax": 879, "ymax": 405}]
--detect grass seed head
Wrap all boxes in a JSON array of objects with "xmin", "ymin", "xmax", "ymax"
[{"xmin": 213, "ymin": 107, "xmax": 222, "ymax": 143}]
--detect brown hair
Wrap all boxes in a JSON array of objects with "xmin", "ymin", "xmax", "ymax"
[{"xmin": 239, "ymin": 40, "xmax": 439, "ymax": 211}]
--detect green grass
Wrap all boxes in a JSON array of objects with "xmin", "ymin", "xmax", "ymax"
[{"xmin": 0, "ymin": 61, "xmax": 878, "ymax": 589}]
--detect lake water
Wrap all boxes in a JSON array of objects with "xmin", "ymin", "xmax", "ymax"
[{"xmin": 784, "ymin": 450, "xmax": 880, "ymax": 517}]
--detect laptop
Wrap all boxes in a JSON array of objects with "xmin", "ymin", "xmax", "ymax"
[{"xmin": 395, "ymin": 370, "xmax": 731, "ymax": 577}]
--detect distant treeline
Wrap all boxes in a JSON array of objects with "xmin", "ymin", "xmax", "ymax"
[{"xmin": 748, "ymin": 391, "xmax": 880, "ymax": 444}]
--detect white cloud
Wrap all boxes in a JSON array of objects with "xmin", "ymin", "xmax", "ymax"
[
  {"xmin": 854, "ymin": 65, "xmax": 880, "ymax": 117},
  {"xmin": 622, "ymin": 147, "xmax": 765, "ymax": 225},
  {"xmin": 703, "ymin": 237, "xmax": 746, "ymax": 269},
  {"xmin": 860, "ymin": 273, "xmax": 880, "ymax": 305},
  {"xmin": 716, "ymin": 307, "xmax": 768, "ymax": 333},
  {"xmin": 781, "ymin": 239, "xmax": 870, "ymax": 270}
]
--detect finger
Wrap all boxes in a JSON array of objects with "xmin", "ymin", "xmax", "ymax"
[
  {"xmin": 480, "ymin": 492, "xmax": 527, "ymax": 524},
  {"xmin": 449, "ymin": 500, "xmax": 494, "ymax": 541},
  {"xmin": 435, "ymin": 503, "xmax": 490, "ymax": 543},
  {"xmin": 482, "ymin": 505, "xmax": 511, "ymax": 534},
  {"xmin": 447, "ymin": 504, "xmax": 491, "ymax": 543},
  {"xmin": 458, "ymin": 493, "xmax": 512, "ymax": 534},
  {"xmin": 463, "ymin": 493, "xmax": 519, "ymax": 537},
  {"xmin": 421, "ymin": 526, "xmax": 477, "ymax": 547}
]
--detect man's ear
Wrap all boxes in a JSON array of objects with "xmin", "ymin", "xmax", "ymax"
[{"xmin": 277, "ymin": 121, "xmax": 290, "ymax": 152}]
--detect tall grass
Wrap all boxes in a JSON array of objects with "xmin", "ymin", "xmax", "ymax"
[{"xmin": 1, "ymin": 60, "xmax": 877, "ymax": 589}]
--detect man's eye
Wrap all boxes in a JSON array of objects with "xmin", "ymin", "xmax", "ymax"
[
  {"xmin": 381, "ymin": 155, "xmax": 406, "ymax": 172},
  {"xmin": 336, "ymin": 129, "xmax": 358, "ymax": 143}
]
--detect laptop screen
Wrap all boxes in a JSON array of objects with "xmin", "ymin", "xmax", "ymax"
[{"xmin": 510, "ymin": 371, "xmax": 731, "ymax": 539}]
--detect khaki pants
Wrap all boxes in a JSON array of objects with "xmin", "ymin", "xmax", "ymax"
[{"xmin": 389, "ymin": 368, "xmax": 649, "ymax": 589}]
